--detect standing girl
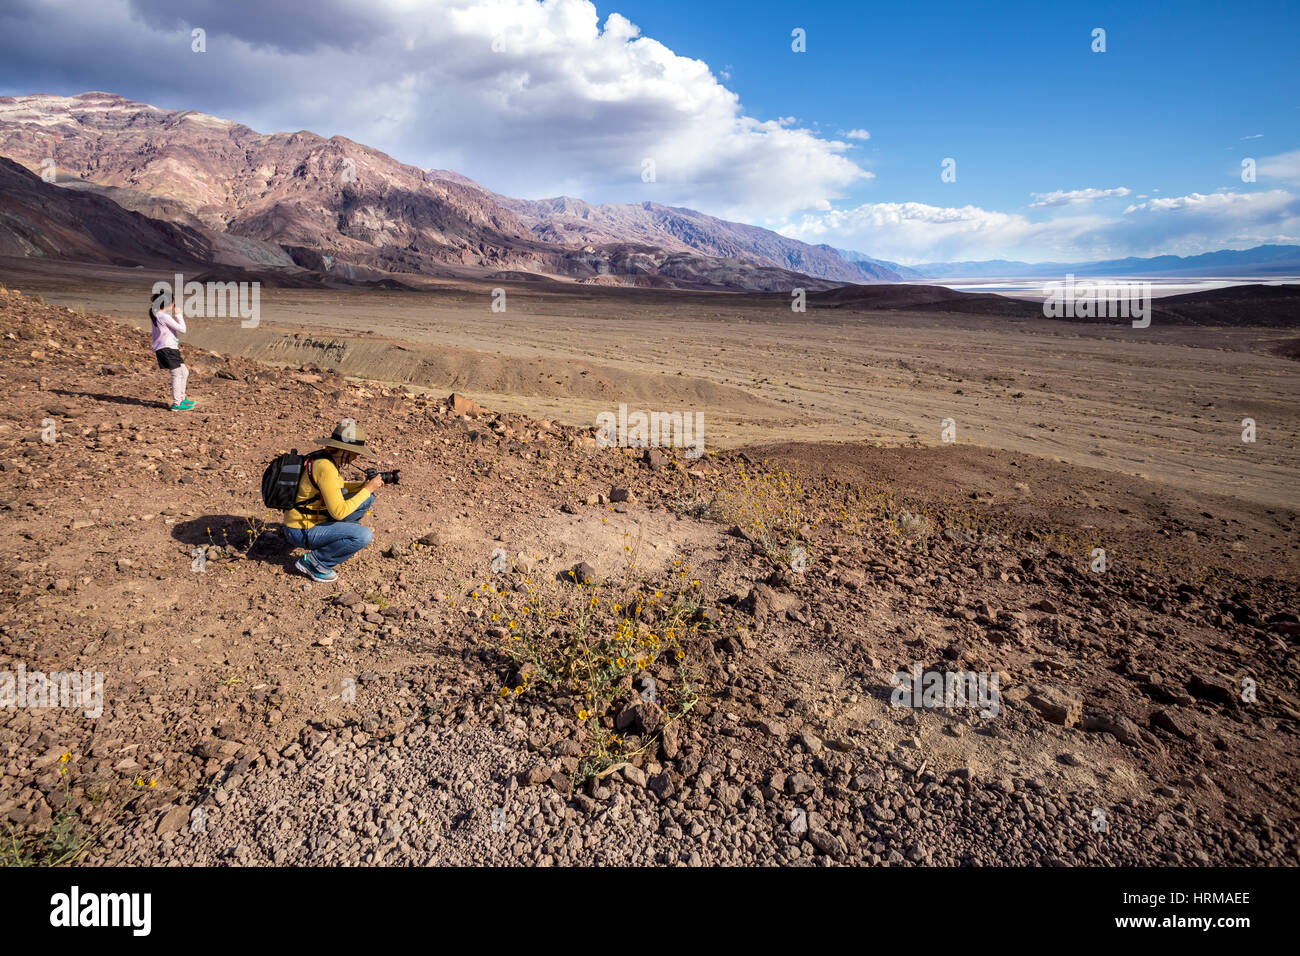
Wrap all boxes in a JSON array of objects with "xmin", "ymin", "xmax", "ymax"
[{"xmin": 149, "ymin": 292, "xmax": 195, "ymax": 411}]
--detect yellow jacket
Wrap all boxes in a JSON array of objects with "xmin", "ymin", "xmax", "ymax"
[{"xmin": 283, "ymin": 455, "xmax": 370, "ymax": 530}]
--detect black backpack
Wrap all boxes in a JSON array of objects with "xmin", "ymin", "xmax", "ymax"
[{"xmin": 261, "ymin": 449, "xmax": 322, "ymax": 510}]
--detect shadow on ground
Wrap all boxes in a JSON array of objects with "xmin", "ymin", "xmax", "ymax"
[
  {"xmin": 51, "ymin": 388, "xmax": 164, "ymax": 409},
  {"xmin": 172, "ymin": 515, "xmax": 297, "ymax": 571}
]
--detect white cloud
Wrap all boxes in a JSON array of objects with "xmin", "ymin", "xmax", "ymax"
[
  {"xmin": 1028, "ymin": 186, "xmax": 1131, "ymax": 208},
  {"xmin": 1256, "ymin": 149, "xmax": 1300, "ymax": 185},
  {"xmin": 777, "ymin": 201, "xmax": 1111, "ymax": 263},
  {"xmin": 778, "ymin": 189, "xmax": 1300, "ymax": 264},
  {"xmin": 1241, "ymin": 133, "xmax": 1263, "ymax": 140},
  {"xmin": 1116, "ymin": 189, "xmax": 1300, "ymax": 253},
  {"xmin": 0, "ymin": 0, "xmax": 869, "ymax": 220},
  {"xmin": 843, "ymin": 129, "xmax": 870, "ymax": 140}
]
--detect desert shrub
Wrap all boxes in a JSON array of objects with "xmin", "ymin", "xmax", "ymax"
[
  {"xmin": 894, "ymin": 509, "xmax": 933, "ymax": 542},
  {"xmin": 707, "ymin": 463, "xmax": 810, "ymax": 560},
  {"xmin": 666, "ymin": 492, "xmax": 714, "ymax": 520},
  {"xmin": 474, "ymin": 531, "xmax": 710, "ymax": 779}
]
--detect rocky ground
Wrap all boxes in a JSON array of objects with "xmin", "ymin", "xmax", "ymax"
[{"xmin": 1, "ymin": 287, "xmax": 1298, "ymax": 866}]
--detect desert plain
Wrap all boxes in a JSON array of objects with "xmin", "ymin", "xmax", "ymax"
[
  {"xmin": 1, "ymin": 259, "xmax": 1298, "ymax": 866},
  {"xmin": 10, "ymin": 259, "xmax": 1299, "ymax": 510}
]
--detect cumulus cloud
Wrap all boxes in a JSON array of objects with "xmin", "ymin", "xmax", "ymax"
[
  {"xmin": 1028, "ymin": 187, "xmax": 1131, "ymax": 208},
  {"xmin": 1116, "ymin": 189, "xmax": 1300, "ymax": 253},
  {"xmin": 2, "ymin": 0, "xmax": 1293, "ymax": 259},
  {"xmin": 0, "ymin": 0, "xmax": 869, "ymax": 219},
  {"xmin": 778, "ymin": 189, "xmax": 1300, "ymax": 264},
  {"xmin": 777, "ymin": 201, "xmax": 1111, "ymax": 263}
]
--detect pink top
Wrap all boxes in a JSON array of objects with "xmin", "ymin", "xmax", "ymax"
[{"xmin": 150, "ymin": 308, "xmax": 186, "ymax": 351}]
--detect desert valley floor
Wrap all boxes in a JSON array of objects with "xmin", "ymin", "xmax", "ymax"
[
  {"xmin": 0, "ymin": 264, "xmax": 1297, "ymax": 865},
  {"xmin": 9, "ymin": 260, "xmax": 1300, "ymax": 509}
]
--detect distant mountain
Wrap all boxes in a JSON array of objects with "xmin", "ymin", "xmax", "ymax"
[
  {"xmin": 429, "ymin": 180, "xmax": 903, "ymax": 283},
  {"xmin": 915, "ymin": 245, "xmax": 1300, "ymax": 279},
  {"xmin": 0, "ymin": 92, "xmax": 856, "ymax": 291},
  {"xmin": 512, "ymin": 200, "xmax": 903, "ymax": 283},
  {"xmin": 835, "ymin": 247, "xmax": 929, "ymax": 280}
]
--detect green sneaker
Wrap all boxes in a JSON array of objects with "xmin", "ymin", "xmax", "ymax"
[
  {"xmin": 169, "ymin": 402, "xmax": 192, "ymax": 412},
  {"xmin": 178, "ymin": 398, "xmax": 196, "ymax": 408},
  {"xmin": 295, "ymin": 552, "xmax": 338, "ymax": 583}
]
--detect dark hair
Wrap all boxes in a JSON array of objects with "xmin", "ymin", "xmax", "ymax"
[{"xmin": 149, "ymin": 291, "xmax": 171, "ymax": 324}]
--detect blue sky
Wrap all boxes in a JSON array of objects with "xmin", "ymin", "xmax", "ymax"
[
  {"xmin": 603, "ymin": 0, "xmax": 1299, "ymax": 213},
  {"xmin": 2, "ymin": 0, "xmax": 1297, "ymax": 262}
]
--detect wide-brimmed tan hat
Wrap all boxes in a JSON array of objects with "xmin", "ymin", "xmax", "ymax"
[{"xmin": 313, "ymin": 419, "xmax": 378, "ymax": 458}]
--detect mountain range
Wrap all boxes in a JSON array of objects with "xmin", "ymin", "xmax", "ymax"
[
  {"xmin": 908, "ymin": 245, "xmax": 1300, "ymax": 279},
  {"xmin": 430, "ymin": 176, "xmax": 899, "ymax": 283},
  {"xmin": 0, "ymin": 92, "xmax": 1294, "ymax": 291},
  {"xmin": 0, "ymin": 92, "xmax": 889, "ymax": 290}
]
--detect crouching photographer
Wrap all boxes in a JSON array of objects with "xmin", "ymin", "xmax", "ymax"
[{"xmin": 278, "ymin": 420, "xmax": 392, "ymax": 583}]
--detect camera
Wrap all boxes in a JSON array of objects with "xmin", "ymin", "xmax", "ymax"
[{"xmin": 365, "ymin": 467, "xmax": 401, "ymax": 485}]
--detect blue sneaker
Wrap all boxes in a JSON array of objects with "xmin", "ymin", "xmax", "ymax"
[{"xmin": 295, "ymin": 552, "xmax": 337, "ymax": 583}]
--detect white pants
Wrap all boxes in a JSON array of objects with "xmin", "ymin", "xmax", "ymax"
[{"xmin": 170, "ymin": 364, "xmax": 189, "ymax": 405}]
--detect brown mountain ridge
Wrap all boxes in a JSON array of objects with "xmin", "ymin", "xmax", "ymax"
[{"xmin": 0, "ymin": 91, "xmax": 869, "ymax": 291}]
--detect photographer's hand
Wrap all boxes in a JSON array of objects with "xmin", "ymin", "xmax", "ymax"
[{"xmin": 363, "ymin": 474, "xmax": 385, "ymax": 495}]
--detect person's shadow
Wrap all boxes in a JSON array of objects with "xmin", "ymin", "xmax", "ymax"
[
  {"xmin": 50, "ymin": 388, "xmax": 164, "ymax": 409},
  {"xmin": 172, "ymin": 515, "xmax": 296, "ymax": 570}
]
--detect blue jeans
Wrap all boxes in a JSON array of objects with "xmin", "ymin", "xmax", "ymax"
[{"xmin": 284, "ymin": 492, "xmax": 374, "ymax": 570}]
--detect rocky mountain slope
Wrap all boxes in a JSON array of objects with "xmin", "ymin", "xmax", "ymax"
[
  {"xmin": 1, "ymin": 287, "xmax": 1297, "ymax": 866},
  {"xmin": 0, "ymin": 157, "xmax": 212, "ymax": 266},
  {"xmin": 1135, "ymin": 284, "xmax": 1300, "ymax": 327},
  {"xmin": 432, "ymin": 179, "xmax": 902, "ymax": 283},
  {"xmin": 836, "ymin": 247, "xmax": 930, "ymax": 280},
  {"xmin": 0, "ymin": 93, "xmax": 551, "ymax": 274},
  {"xmin": 0, "ymin": 92, "xmax": 847, "ymax": 291}
]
